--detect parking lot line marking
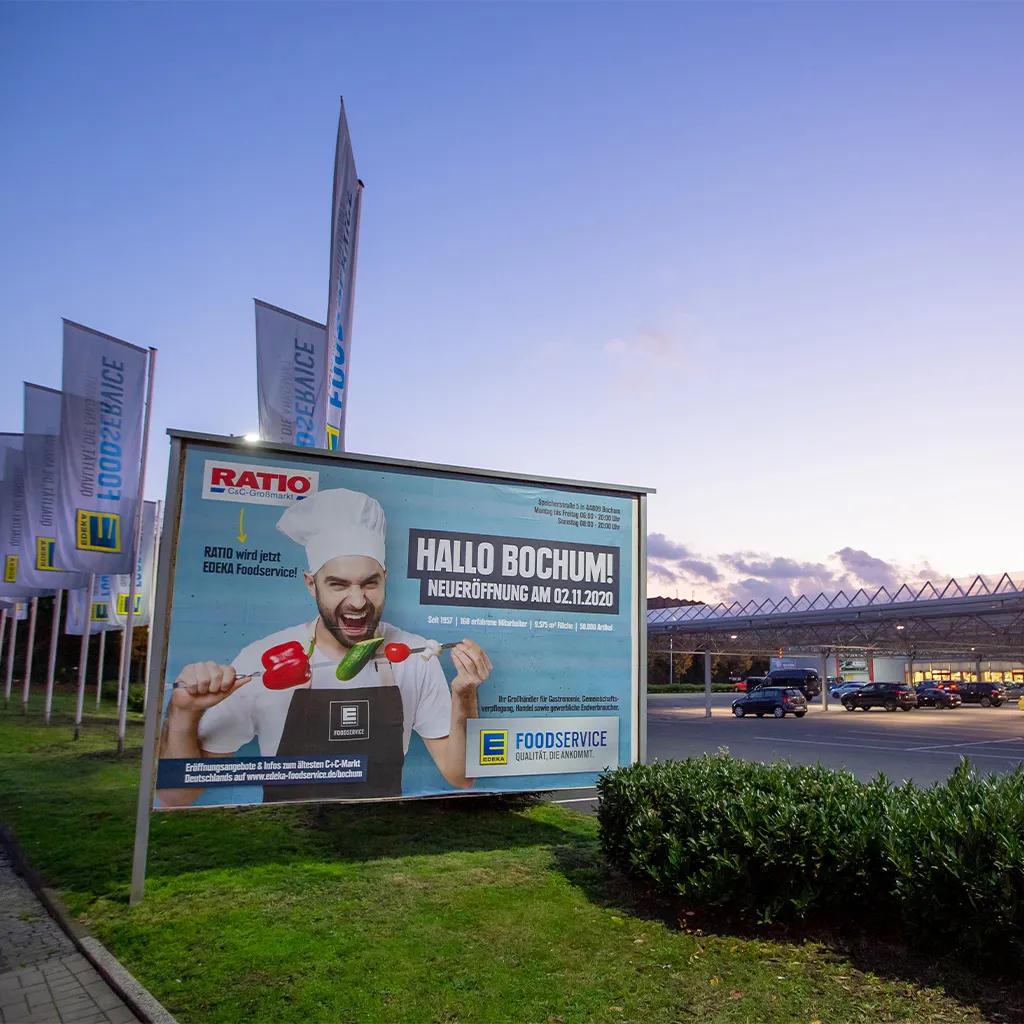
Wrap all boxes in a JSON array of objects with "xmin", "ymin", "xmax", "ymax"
[
  {"xmin": 551, "ymin": 797, "xmax": 598, "ymax": 804},
  {"xmin": 906, "ymin": 737, "xmax": 1024, "ymax": 752},
  {"xmin": 730, "ymin": 735, "xmax": 1024, "ymax": 761}
]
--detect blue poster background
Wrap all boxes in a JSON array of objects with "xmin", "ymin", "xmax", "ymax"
[{"xmin": 157, "ymin": 443, "xmax": 637, "ymax": 807}]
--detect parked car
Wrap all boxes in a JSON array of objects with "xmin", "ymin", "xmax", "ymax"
[
  {"xmin": 737, "ymin": 675, "xmax": 767, "ymax": 693},
  {"xmin": 762, "ymin": 668, "xmax": 822, "ymax": 701},
  {"xmin": 842, "ymin": 682, "xmax": 918, "ymax": 712},
  {"xmin": 956, "ymin": 683, "xmax": 1007, "ymax": 707},
  {"xmin": 915, "ymin": 687, "xmax": 962, "ymax": 709},
  {"xmin": 830, "ymin": 681, "xmax": 866, "ymax": 700},
  {"xmin": 732, "ymin": 687, "xmax": 807, "ymax": 719}
]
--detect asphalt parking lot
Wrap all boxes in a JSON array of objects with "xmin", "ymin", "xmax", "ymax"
[{"xmin": 549, "ymin": 691, "xmax": 1024, "ymax": 814}]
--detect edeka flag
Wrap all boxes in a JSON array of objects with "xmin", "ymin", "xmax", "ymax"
[
  {"xmin": 111, "ymin": 501, "xmax": 156, "ymax": 626},
  {"xmin": 254, "ymin": 301, "xmax": 328, "ymax": 448},
  {"xmin": 324, "ymin": 98, "xmax": 364, "ymax": 452},
  {"xmin": 0, "ymin": 447, "xmax": 47, "ymax": 601},
  {"xmin": 64, "ymin": 578, "xmax": 107, "ymax": 636},
  {"xmin": 55, "ymin": 321, "xmax": 148, "ymax": 574},
  {"xmin": 21, "ymin": 384, "xmax": 88, "ymax": 590}
]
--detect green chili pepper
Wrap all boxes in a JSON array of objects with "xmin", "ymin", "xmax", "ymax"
[{"xmin": 335, "ymin": 636, "xmax": 386, "ymax": 681}]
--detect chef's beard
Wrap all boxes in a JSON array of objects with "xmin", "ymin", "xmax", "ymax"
[{"xmin": 315, "ymin": 589, "xmax": 384, "ymax": 648}]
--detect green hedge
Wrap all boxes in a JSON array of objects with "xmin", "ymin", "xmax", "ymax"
[{"xmin": 597, "ymin": 754, "xmax": 1024, "ymax": 958}]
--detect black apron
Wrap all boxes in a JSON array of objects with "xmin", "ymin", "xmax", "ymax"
[{"xmin": 262, "ymin": 660, "xmax": 405, "ymax": 802}]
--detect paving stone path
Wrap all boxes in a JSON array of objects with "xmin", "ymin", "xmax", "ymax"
[{"xmin": 0, "ymin": 849, "xmax": 139, "ymax": 1024}]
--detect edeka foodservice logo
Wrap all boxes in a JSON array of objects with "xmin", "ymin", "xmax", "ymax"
[
  {"xmin": 116, "ymin": 593, "xmax": 143, "ymax": 616},
  {"xmin": 35, "ymin": 538, "xmax": 59, "ymax": 571},
  {"xmin": 202, "ymin": 460, "xmax": 319, "ymax": 507},
  {"xmin": 479, "ymin": 730, "xmax": 508, "ymax": 765},
  {"xmin": 77, "ymin": 511, "xmax": 120, "ymax": 553},
  {"xmin": 466, "ymin": 717, "xmax": 619, "ymax": 778}
]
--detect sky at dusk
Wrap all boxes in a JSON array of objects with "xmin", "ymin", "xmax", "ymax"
[{"xmin": 2, "ymin": 3, "xmax": 1022, "ymax": 602}]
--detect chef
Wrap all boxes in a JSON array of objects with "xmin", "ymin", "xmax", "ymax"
[{"xmin": 157, "ymin": 487, "xmax": 492, "ymax": 807}]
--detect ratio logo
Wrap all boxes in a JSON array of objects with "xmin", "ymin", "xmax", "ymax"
[
  {"xmin": 77, "ymin": 511, "xmax": 120, "ymax": 553},
  {"xmin": 202, "ymin": 460, "xmax": 320, "ymax": 507},
  {"xmin": 91, "ymin": 602, "xmax": 110, "ymax": 622},
  {"xmin": 479, "ymin": 730, "xmax": 508, "ymax": 765},
  {"xmin": 3, "ymin": 556, "xmax": 17, "ymax": 584}
]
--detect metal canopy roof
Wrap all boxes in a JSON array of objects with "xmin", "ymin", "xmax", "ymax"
[{"xmin": 647, "ymin": 573, "xmax": 1024, "ymax": 659}]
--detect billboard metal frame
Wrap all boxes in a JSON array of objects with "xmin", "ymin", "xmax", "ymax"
[{"xmin": 131, "ymin": 430, "xmax": 653, "ymax": 903}]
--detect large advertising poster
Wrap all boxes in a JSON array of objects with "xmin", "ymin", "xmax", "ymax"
[{"xmin": 153, "ymin": 437, "xmax": 643, "ymax": 809}]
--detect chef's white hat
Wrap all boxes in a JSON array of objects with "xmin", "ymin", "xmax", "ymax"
[{"xmin": 277, "ymin": 488, "xmax": 386, "ymax": 574}]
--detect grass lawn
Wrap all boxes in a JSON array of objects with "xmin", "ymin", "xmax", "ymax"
[{"xmin": 0, "ymin": 687, "xmax": 1019, "ymax": 1024}]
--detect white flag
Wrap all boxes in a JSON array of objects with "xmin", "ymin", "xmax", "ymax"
[
  {"xmin": 21, "ymin": 384, "xmax": 88, "ymax": 589},
  {"xmin": 324, "ymin": 98, "xmax": 363, "ymax": 452},
  {"xmin": 255, "ymin": 301, "xmax": 328, "ymax": 448},
  {"xmin": 55, "ymin": 321, "xmax": 149, "ymax": 574},
  {"xmin": 111, "ymin": 501, "xmax": 156, "ymax": 625},
  {"xmin": 64, "ymin": 577, "xmax": 108, "ymax": 635},
  {"xmin": 0, "ymin": 443, "xmax": 47, "ymax": 601}
]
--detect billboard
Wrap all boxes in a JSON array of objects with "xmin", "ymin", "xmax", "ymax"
[{"xmin": 150, "ymin": 434, "xmax": 647, "ymax": 809}]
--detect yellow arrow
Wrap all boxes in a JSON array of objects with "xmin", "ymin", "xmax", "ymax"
[{"xmin": 238, "ymin": 508, "xmax": 247, "ymax": 544}]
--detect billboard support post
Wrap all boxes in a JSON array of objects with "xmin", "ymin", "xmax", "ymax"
[
  {"xmin": 43, "ymin": 589, "xmax": 63, "ymax": 724},
  {"xmin": 704, "ymin": 646, "xmax": 712, "ymax": 718},
  {"xmin": 117, "ymin": 349, "xmax": 157, "ymax": 755},
  {"xmin": 74, "ymin": 575, "xmax": 95, "ymax": 739},
  {"xmin": 4, "ymin": 613, "xmax": 17, "ymax": 707},
  {"xmin": 95, "ymin": 628, "xmax": 106, "ymax": 707},
  {"xmin": 131, "ymin": 438, "xmax": 183, "ymax": 905},
  {"xmin": 819, "ymin": 649, "xmax": 830, "ymax": 712},
  {"xmin": 638, "ymin": 495, "xmax": 648, "ymax": 764},
  {"xmin": 142, "ymin": 501, "xmax": 162, "ymax": 714},
  {"xmin": 21, "ymin": 597, "xmax": 38, "ymax": 712}
]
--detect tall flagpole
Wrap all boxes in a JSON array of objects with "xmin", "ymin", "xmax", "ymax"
[
  {"xmin": 117, "ymin": 349, "xmax": 156, "ymax": 755},
  {"xmin": 21, "ymin": 596, "xmax": 38, "ymax": 712},
  {"xmin": 43, "ymin": 589, "xmax": 63, "ymax": 724},
  {"xmin": 0, "ymin": 609, "xmax": 7, "ymax": 701},
  {"xmin": 74, "ymin": 575, "xmax": 95, "ymax": 740},
  {"xmin": 142, "ymin": 501, "xmax": 161, "ymax": 715},
  {"xmin": 117, "ymin": 624, "xmax": 127, "ymax": 706},
  {"xmin": 95, "ymin": 627, "xmax": 106, "ymax": 708},
  {"xmin": 4, "ymin": 612, "xmax": 18, "ymax": 707}
]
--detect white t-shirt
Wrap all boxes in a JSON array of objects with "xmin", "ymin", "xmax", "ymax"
[{"xmin": 196, "ymin": 621, "xmax": 452, "ymax": 757}]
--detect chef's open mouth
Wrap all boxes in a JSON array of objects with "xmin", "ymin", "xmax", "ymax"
[{"xmin": 338, "ymin": 611, "xmax": 371, "ymax": 633}]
